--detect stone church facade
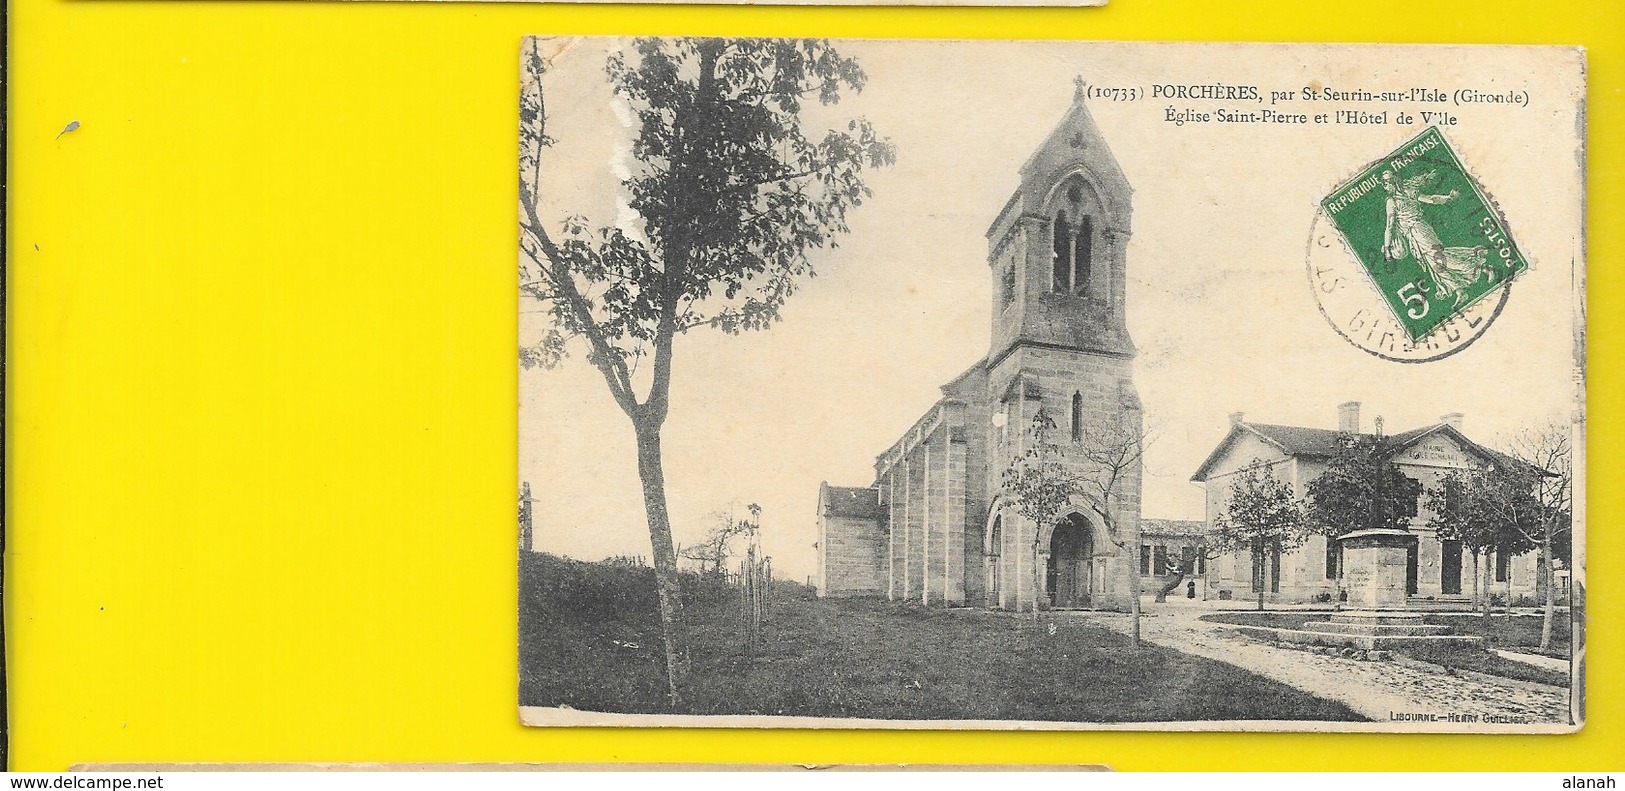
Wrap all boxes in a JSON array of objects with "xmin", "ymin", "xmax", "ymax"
[
  {"xmin": 816, "ymin": 84, "xmax": 1142, "ymax": 612},
  {"xmin": 1190, "ymin": 402, "xmax": 1542, "ymax": 605}
]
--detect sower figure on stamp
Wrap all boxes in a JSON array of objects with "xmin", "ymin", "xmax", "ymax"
[{"xmin": 1381, "ymin": 169, "xmax": 1492, "ymax": 306}]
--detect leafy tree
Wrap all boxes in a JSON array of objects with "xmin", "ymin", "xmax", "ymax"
[
  {"xmin": 1209, "ymin": 465, "xmax": 1310, "ymax": 611},
  {"xmin": 1428, "ymin": 466, "xmax": 1540, "ymax": 620},
  {"xmin": 1305, "ymin": 433, "xmax": 1423, "ymax": 597},
  {"xmin": 1000, "ymin": 409, "xmax": 1148, "ymax": 646},
  {"xmin": 518, "ymin": 37, "xmax": 894, "ymax": 705},
  {"xmin": 1427, "ymin": 471, "xmax": 1493, "ymax": 608}
]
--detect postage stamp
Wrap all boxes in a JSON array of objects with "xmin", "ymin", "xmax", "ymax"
[{"xmin": 1319, "ymin": 127, "xmax": 1529, "ymax": 343}]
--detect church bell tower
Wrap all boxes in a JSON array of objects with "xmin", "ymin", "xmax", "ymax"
[
  {"xmin": 986, "ymin": 78, "xmax": 1135, "ymax": 364},
  {"xmin": 981, "ymin": 78, "xmax": 1141, "ymax": 613}
]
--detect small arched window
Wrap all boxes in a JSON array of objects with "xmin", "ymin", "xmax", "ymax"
[
  {"xmin": 1000, "ymin": 259, "xmax": 1017, "ymax": 310},
  {"xmin": 1070, "ymin": 392, "xmax": 1084, "ymax": 441},
  {"xmin": 989, "ymin": 516, "xmax": 1003, "ymax": 557}
]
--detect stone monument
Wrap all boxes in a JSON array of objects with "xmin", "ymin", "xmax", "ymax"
[{"xmin": 1337, "ymin": 528, "xmax": 1415, "ymax": 610}]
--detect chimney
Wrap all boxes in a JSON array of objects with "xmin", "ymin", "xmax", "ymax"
[
  {"xmin": 1440, "ymin": 412, "xmax": 1464, "ymax": 430},
  {"xmin": 1229, "ymin": 411, "xmax": 1245, "ymax": 425},
  {"xmin": 1337, "ymin": 401, "xmax": 1361, "ymax": 433},
  {"xmin": 1374, "ymin": 416, "xmax": 1385, "ymax": 437}
]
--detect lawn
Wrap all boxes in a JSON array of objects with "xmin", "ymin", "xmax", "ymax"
[
  {"xmin": 1199, "ymin": 611, "xmax": 1572, "ymax": 687},
  {"xmin": 520, "ymin": 554, "xmax": 1366, "ymax": 722}
]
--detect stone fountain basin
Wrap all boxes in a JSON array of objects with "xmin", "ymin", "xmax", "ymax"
[
  {"xmin": 1228, "ymin": 624, "xmax": 1484, "ymax": 651},
  {"xmin": 1301, "ymin": 621, "xmax": 1456, "ymax": 637}
]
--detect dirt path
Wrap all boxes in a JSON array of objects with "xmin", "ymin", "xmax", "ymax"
[{"xmin": 1055, "ymin": 604, "xmax": 1574, "ymax": 728}]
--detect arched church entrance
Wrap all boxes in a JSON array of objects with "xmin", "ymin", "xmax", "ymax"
[{"xmin": 1046, "ymin": 513, "xmax": 1093, "ymax": 608}]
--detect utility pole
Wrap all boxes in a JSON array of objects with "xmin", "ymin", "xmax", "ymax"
[{"xmin": 519, "ymin": 481, "xmax": 535, "ymax": 552}]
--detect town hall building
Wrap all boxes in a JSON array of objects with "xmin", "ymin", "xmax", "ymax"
[
  {"xmin": 816, "ymin": 81, "xmax": 1143, "ymax": 612},
  {"xmin": 1190, "ymin": 402, "xmax": 1543, "ymax": 605}
]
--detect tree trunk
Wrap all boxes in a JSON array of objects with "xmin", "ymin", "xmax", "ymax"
[
  {"xmin": 1126, "ymin": 541, "xmax": 1142, "ymax": 647},
  {"xmin": 1254, "ymin": 541, "xmax": 1266, "ymax": 611},
  {"xmin": 1333, "ymin": 541, "xmax": 1344, "ymax": 612},
  {"xmin": 1154, "ymin": 570, "xmax": 1186, "ymax": 603},
  {"xmin": 1470, "ymin": 551, "xmax": 1481, "ymax": 609},
  {"xmin": 633, "ymin": 420, "xmax": 687, "ymax": 707},
  {"xmin": 1131, "ymin": 545, "xmax": 1144, "ymax": 649},
  {"xmin": 1506, "ymin": 574, "xmax": 1515, "ymax": 622},
  {"xmin": 1481, "ymin": 555, "xmax": 1493, "ymax": 620},
  {"xmin": 1540, "ymin": 534, "xmax": 1556, "ymax": 652}
]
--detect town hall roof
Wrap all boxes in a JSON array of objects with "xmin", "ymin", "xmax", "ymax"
[
  {"xmin": 1242, "ymin": 423, "xmax": 1433, "ymax": 458},
  {"xmin": 1189, "ymin": 420, "xmax": 1528, "ymax": 483},
  {"xmin": 1140, "ymin": 518, "xmax": 1206, "ymax": 538}
]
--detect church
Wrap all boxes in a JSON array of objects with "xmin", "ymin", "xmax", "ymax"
[{"xmin": 815, "ymin": 82, "xmax": 1143, "ymax": 612}]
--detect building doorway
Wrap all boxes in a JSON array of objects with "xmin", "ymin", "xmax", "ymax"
[
  {"xmin": 1047, "ymin": 514, "xmax": 1093, "ymax": 608},
  {"xmin": 1406, "ymin": 536, "xmax": 1420, "ymax": 596},
  {"xmin": 1441, "ymin": 538, "xmax": 1463, "ymax": 595}
]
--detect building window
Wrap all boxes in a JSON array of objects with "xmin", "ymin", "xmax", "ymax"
[
  {"xmin": 1179, "ymin": 545, "xmax": 1197, "ymax": 575},
  {"xmin": 1325, "ymin": 539, "xmax": 1339, "ymax": 579},
  {"xmin": 1495, "ymin": 550, "xmax": 1510, "ymax": 583},
  {"xmin": 989, "ymin": 516, "xmax": 1002, "ymax": 557},
  {"xmin": 1051, "ymin": 212, "xmax": 1094, "ymax": 296},
  {"xmin": 1139, "ymin": 543, "xmax": 1151, "ymax": 575},
  {"xmin": 1000, "ymin": 260, "xmax": 1017, "ymax": 310},
  {"xmin": 1070, "ymin": 392, "xmax": 1083, "ymax": 441},
  {"xmin": 1153, "ymin": 545, "xmax": 1168, "ymax": 576},
  {"xmin": 1196, "ymin": 546, "xmax": 1207, "ymax": 575}
]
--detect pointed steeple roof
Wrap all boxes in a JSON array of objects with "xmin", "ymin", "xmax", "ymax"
[
  {"xmin": 988, "ymin": 78, "xmax": 1133, "ymax": 240},
  {"xmin": 1017, "ymin": 76, "xmax": 1132, "ymax": 207}
]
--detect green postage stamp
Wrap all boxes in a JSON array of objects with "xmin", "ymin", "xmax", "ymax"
[{"xmin": 1320, "ymin": 127, "xmax": 1528, "ymax": 342}]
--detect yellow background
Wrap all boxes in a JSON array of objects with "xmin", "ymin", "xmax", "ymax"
[{"xmin": 5, "ymin": 0, "xmax": 1620, "ymax": 772}]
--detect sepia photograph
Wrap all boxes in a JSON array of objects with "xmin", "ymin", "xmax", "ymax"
[{"xmin": 516, "ymin": 38, "xmax": 1585, "ymax": 732}]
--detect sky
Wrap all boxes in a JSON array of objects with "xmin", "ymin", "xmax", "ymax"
[{"xmin": 519, "ymin": 39, "xmax": 1584, "ymax": 583}]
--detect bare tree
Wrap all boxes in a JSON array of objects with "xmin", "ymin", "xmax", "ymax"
[
  {"xmin": 1000, "ymin": 410, "xmax": 1149, "ymax": 647},
  {"xmin": 1499, "ymin": 422, "xmax": 1572, "ymax": 650},
  {"xmin": 1429, "ymin": 465, "xmax": 1540, "ymax": 621},
  {"xmin": 519, "ymin": 38, "xmax": 894, "ymax": 705},
  {"xmin": 679, "ymin": 503, "xmax": 760, "ymax": 577}
]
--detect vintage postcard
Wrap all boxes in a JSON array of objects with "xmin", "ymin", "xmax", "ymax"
[{"xmin": 517, "ymin": 38, "xmax": 1585, "ymax": 733}]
